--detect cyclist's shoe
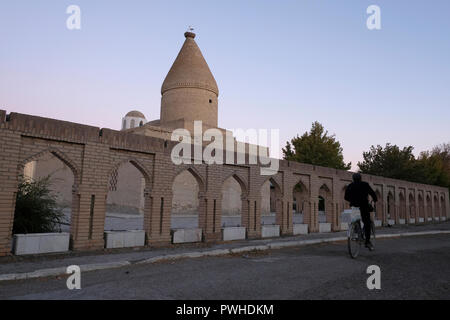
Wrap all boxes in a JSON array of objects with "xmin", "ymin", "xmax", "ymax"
[{"xmin": 365, "ymin": 241, "xmax": 375, "ymax": 251}]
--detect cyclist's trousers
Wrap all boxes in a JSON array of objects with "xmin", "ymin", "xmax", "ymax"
[{"xmin": 360, "ymin": 204, "xmax": 371, "ymax": 243}]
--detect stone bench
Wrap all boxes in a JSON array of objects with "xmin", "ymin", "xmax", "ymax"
[
  {"xmin": 13, "ymin": 232, "xmax": 70, "ymax": 255},
  {"xmin": 293, "ymin": 224, "xmax": 308, "ymax": 235},
  {"xmin": 319, "ymin": 223, "xmax": 331, "ymax": 233},
  {"xmin": 261, "ymin": 225, "xmax": 280, "ymax": 238},
  {"xmin": 104, "ymin": 230, "xmax": 145, "ymax": 249},
  {"xmin": 172, "ymin": 228, "xmax": 202, "ymax": 244},
  {"xmin": 222, "ymin": 227, "xmax": 246, "ymax": 241}
]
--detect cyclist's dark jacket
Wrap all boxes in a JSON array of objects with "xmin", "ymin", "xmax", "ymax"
[{"xmin": 344, "ymin": 181, "xmax": 377, "ymax": 207}]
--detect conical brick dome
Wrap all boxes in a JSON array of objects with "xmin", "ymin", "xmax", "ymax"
[{"xmin": 161, "ymin": 32, "xmax": 219, "ymax": 96}]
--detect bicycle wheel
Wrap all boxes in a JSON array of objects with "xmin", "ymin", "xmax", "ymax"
[{"xmin": 348, "ymin": 222, "xmax": 361, "ymax": 258}]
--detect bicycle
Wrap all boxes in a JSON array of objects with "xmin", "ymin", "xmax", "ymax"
[{"xmin": 347, "ymin": 202, "xmax": 376, "ymax": 259}]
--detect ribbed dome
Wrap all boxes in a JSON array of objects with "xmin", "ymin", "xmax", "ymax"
[
  {"xmin": 126, "ymin": 110, "xmax": 146, "ymax": 118},
  {"xmin": 161, "ymin": 32, "xmax": 219, "ymax": 96}
]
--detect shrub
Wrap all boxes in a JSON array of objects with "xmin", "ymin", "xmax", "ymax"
[{"xmin": 13, "ymin": 176, "xmax": 65, "ymax": 234}]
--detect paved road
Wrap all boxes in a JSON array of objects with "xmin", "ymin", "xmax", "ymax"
[{"xmin": 1, "ymin": 233, "xmax": 449, "ymax": 300}]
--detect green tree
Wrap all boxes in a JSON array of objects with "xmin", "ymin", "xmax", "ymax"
[
  {"xmin": 357, "ymin": 144, "xmax": 416, "ymax": 181},
  {"xmin": 416, "ymin": 143, "xmax": 450, "ymax": 188},
  {"xmin": 283, "ymin": 121, "xmax": 351, "ymax": 170},
  {"xmin": 13, "ymin": 176, "xmax": 65, "ymax": 234},
  {"xmin": 358, "ymin": 143, "xmax": 450, "ymax": 194}
]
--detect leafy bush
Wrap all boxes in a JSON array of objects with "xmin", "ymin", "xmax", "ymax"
[{"xmin": 13, "ymin": 176, "xmax": 65, "ymax": 234}]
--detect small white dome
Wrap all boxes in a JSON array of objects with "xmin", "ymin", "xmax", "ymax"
[{"xmin": 122, "ymin": 110, "xmax": 147, "ymax": 130}]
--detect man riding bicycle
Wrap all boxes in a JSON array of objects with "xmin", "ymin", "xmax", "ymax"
[{"xmin": 344, "ymin": 173, "xmax": 377, "ymax": 251}]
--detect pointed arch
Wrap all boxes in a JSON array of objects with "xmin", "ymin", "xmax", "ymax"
[
  {"xmin": 171, "ymin": 167, "xmax": 206, "ymax": 229},
  {"xmin": 222, "ymin": 172, "xmax": 248, "ymax": 196},
  {"xmin": 260, "ymin": 175, "xmax": 282, "ymax": 196},
  {"xmin": 109, "ymin": 158, "xmax": 152, "ymax": 187},
  {"xmin": 18, "ymin": 147, "xmax": 80, "ymax": 186},
  {"xmin": 319, "ymin": 183, "xmax": 331, "ymax": 194},
  {"xmin": 293, "ymin": 179, "xmax": 309, "ymax": 215},
  {"xmin": 181, "ymin": 167, "xmax": 206, "ymax": 193}
]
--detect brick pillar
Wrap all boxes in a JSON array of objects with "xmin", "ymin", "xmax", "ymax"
[
  {"xmin": 275, "ymin": 198, "xmax": 283, "ymax": 227},
  {"xmin": 394, "ymin": 191, "xmax": 400, "ymax": 224},
  {"xmin": 332, "ymin": 202, "xmax": 340, "ymax": 231},
  {"xmin": 70, "ymin": 189, "xmax": 106, "ymax": 251},
  {"xmin": 302, "ymin": 200, "xmax": 312, "ymax": 232},
  {"xmin": 246, "ymin": 195, "xmax": 261, "ymax": 239},
  {"xmin": 325, "ymin": 198, "xmax": 333, "ymax": 226},
  {"xmin": 0, "ymin": 130, "xmax": 20, "ymax": 256},
  {"xmin": 0, "ymin": 188, "xmax": 17, "ymax": 256},
  {"xmin": 281, "ymin": 197, "xmax": 293, "ymax": 236},
  {"xmin": 414, "ymin": 189, "xmax": 419, "ymax": 223},
  {"xmin": 200, "ymin": 193, "xmax": 221, "ymax": 242},
  {"xmin": 405, "ymin": 193, "xmax": 410, "ymax": 224},
  {"xmin": 445, "ymin": 193, "xmax": 450, "ymax": 219},
  {"xmin": 240, "ymin": 195, "xmax": 249, "ymax": 236},
  {"xmin": 431, "ymin": 195, "xmax": 436, "ymax": 222},
  {"xmin": 309, "ymin": 200, "xmax": 319, "ymax": 233},
  {"xmin": 382, "ymin": 186, "xmax": 388, "ymax": 226},
  {"xmin": 437, "ymin": 195, "xmax": 442, "ymax": 220},
  {"xmin": 144, "ymin": 190, "xmax": 171, "ymax": 246}
]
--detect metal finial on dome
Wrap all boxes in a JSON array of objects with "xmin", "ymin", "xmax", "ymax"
[{"xmin": 185, "ymin": 26, "xmax": 196, "ymax": 39}]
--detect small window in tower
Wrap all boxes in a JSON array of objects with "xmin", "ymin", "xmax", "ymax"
[
  {"xmin": 130, "ymin": 119, "xmax": 135, "ymax": 128},
  {"xmin": 209, "ymin": 99, "xmax": 212, "ymax": 104}
]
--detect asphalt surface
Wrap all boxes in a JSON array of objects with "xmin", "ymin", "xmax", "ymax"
[{"xmin": 1, "ymin": 233, "xmax": 449, "ymax": 300}]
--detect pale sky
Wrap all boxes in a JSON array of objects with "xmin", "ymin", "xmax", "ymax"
[{"xmin": 1, "ymin": 1, "xmax": 449, "ymax": 170}]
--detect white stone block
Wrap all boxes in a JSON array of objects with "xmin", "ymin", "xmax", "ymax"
[
  {"xmin": 399, "ymin": 219, "xmax": 406, "ymax": 224},
  {"xmin": 172, "ymin": 228, "xmax": 202, "ymax": 244},
  {"xmin": 418, "ymin": 218, "xmax": 424, "ymax": 223},
  {"xmin": 409, "ymin": 219, "xmax": 416, "ymax": 224},
  {"xmin": 434, "ymin": 217, "xmax": 440, "ymax": 221},
  {"xmin": 340, "ymin": 222, "xmax": 349, "ymax": 231},
  {"xmin": 319, "ymin": 223, "xmax": 331, "ymax": 233},
  {"xmin": 388, "ymin": 219, "xmax": 395, "ymax": 225},
  {"xmin": 222, "ymin": 227, "xmax": 246, "ymax": 241},
  {"xmin": 427, "ymin": 217, "xmax": 432, "ymax": 222},
  {"xmin": 104, "ymin": 230, "xmax": 145, "ymax": 249},
  {"xmin": 261, "ymin": 225, "xmax": 280, "ymax": 238},
  {"xmin": 13, "ymin": 233, "xmax": 70, "ymax": 255},
  {"xmin": 293, "ymin": 224, "xmax": 308, "ymax": 235},
  {"xmin": 374, "ymin": 220, "xmax": 382, "ymax": 227},
  {"xmin": 441, "ymin": 217, "xmax": 446, "ymax": 221}
]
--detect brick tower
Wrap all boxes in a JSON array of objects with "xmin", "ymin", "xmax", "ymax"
[{"xmin": 160, "ymin": 31, "xmax": 219, "ymax": 132}]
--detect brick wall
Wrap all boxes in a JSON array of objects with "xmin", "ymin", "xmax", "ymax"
[{"xmin": 0, "ymin": 110, "xmax": 448, "ymax": 256}]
